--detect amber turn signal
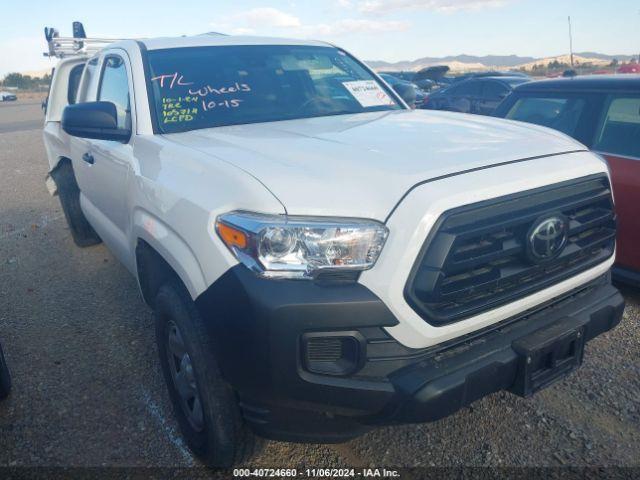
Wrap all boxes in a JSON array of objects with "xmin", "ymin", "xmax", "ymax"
[{"xmin": 216, "ymin": 221, "xmax": 248, "ymax": 250}]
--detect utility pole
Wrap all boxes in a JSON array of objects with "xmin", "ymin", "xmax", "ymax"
[{"xmin": 568, "ymin": 16, "xmax": 574, "ymax": 68}]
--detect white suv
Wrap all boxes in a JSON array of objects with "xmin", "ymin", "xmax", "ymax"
[{"xmin": 43, "ymin": 34, "xmax": 624, "ymax": 467}]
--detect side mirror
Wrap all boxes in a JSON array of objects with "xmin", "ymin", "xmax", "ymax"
[
  {"xmin": 392, "ymin": 83, "xmax": 417, "ymax": 107},
  {"xmin": 62, "ymin": 101, "xmax": 130, "ymax": 142}
]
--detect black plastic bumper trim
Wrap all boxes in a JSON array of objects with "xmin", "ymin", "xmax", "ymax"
[
  {"xmin": 195, "ymin": 265, "xmax": 623, "ymax": 442},
  {"xmin": 385, "ymin": 282, "xmax": 624, "ymax": 424}
]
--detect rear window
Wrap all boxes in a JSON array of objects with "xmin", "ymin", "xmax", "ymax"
[
  {"xmin": 67, "ymin": 64, "xmax": 85, "ymax": 104},
  {"xmin": 593, "ymin": 95, "xmax": 640, "ymax": 158},
  {"xmin": 76, "ymin": 57, "xmax": 99, "ymax": 103},
  {"xmin": 505, "ymin": 96, "xmax": 587, "ymax": 137}
]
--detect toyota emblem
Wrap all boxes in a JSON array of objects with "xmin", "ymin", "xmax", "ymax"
[{"xmin": 527, "ymin": 216, "xmax": 568, "ymax": 262}]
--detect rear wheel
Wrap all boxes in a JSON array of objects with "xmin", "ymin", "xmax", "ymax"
[
  {"xmin": 154, "ymin": 280, "xmax": 260, "ymax": 467},
  {"xmin": 0, "ymin": 343, "xmax": 11, "ymax": 400},
  {"xmin": 50, "ymin": 161, "xmax": 101, "ymax": 247}
]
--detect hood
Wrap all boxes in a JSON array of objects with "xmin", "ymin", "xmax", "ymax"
[{"xmin": 163, "ymin": 109, "xmax": 585, "ymax": 221}]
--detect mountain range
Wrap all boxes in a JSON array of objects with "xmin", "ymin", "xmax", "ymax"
[
  {"xmin": 16, "ymin": 52, "xmax": 638, "ymax": 79},
  {"xmin": 367, "ymin": 52, "xmax": 637, "ymax": 73}
]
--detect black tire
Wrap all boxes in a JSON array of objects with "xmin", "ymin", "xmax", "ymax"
[
  {"xmin": 50, "ymin": 161, "xmax": 101, "ymax": 247},
  {"xmin": 154, "ymin": 280, "xmax": 260, "ymax": 467},
  {"xmin": 0, "ymin": 342, "xmax": 11, "ymax": 400}
]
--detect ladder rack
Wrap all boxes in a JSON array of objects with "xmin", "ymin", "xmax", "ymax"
[{"xmin": 43, "ymin": 23, "xmax": 124, "ymax": 58}]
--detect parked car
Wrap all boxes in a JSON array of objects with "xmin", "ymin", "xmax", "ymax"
[
  {"xmin": 495, "ymin": 75, "xmax": 640, "ymax": 285},
  {"xmin": 425, "ymin": 76, "xmax": 529, "ymax": 115},
  {"xmin": 379, "ymin": 71, "xmax": 436, "ymax": 91},
  {"xmin": 379, "ymin": 73, "xmax": 428, "ymax": 108},
  {"xmin": 44, "ymin": 31, "xmax": 623, "ymax": 467},
  {"xmin": 0, "ymin": 342, "xmax": 11, "ymax": 400},
  {"xmin": 413, "ymin": 65, "xmax": 450, "ymax": 88},
  {"xmin": 0, "ymin": 91, "xmax": 18, "ymax": 102},
  {"xmin": 452, "ymin": 71, "xmax": 532, "ymax": 83},
  {"xmin": 617, "ymin": 64, "xmax": 640, "ymax": 74}
]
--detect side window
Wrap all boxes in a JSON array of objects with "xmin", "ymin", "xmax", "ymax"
[
  {"xmin": 67, "ymin": 63, "xmax": 85, "ymax": 105},
  {"xmin": 593, "ymin": 95, "xmax": 640, "ymax": 158},
  {"xmin": 76, "ymin": 57, "xmax": 99, "ymax": 103},
  {"xmin": 483, "ymin": 81, "xmax": 508, "ymax": 99},
  {"xmin": 454, "ymin": 80, "xmax": 481, "ymax": 96},
  {"xmin": 98, "ymin": 55, "xmax": 131, "ymax": 130}
]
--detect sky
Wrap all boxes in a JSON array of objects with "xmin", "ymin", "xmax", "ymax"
[{"xmin": 1, "ymin": 0, "xmax": 639, "ymax": 76}]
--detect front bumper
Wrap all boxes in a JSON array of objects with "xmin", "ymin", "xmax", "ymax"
[{"xmin": 194, "ymin": 267, "xmax": 624, "ymax": 443}]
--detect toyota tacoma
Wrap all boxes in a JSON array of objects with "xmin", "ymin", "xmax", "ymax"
[{"xmin": 42, "ymin": 31, "xmax": 624, "ymax": 467}]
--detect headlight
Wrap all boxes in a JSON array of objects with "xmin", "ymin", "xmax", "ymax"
[{"xmin": 215, "ymin": 211, "xmax": 388, "ymax": 279}]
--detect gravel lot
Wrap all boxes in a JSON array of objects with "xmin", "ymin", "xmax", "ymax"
[{"xmin": 0, "ymin": 100, "xmax": 638, "ymax": 474}]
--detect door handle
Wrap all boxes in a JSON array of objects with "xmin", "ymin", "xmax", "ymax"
[{"xmin": 82, "ymin": 152, "xmax": 95, "ymax": 165}]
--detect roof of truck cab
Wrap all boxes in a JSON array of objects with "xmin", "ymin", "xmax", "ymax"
[
  {"xmin": 514, "ymin": 74, "xmax": 640, "ymax": 93},
  {"xmin": 136, "ymin": 34, "xmax": 332, "ymax": 51}
]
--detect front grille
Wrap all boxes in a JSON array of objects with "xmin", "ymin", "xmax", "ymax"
[{"xmin": 405, "ymin": 175, "xmax": 616, "ymax": 325}]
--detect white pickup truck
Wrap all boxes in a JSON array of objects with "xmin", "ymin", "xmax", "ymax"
[{"xmin": 43, "ymin": 32, "xmax": 624, "ymax": 467}]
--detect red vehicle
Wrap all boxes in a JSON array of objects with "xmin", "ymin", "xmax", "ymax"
[
  {"xmin": 618, "ymin": 63, "xmax": 640, "ymax": 74},
  {"xmin": 495, "ymin": 75, "xmax": 640, "ymax": 285}
]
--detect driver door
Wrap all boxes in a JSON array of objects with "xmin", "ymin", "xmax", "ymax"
[
  {"xmin": 70, "ymin": 52, "xmax": 135, "ymax": 262},
  {"xmin": 591, "ymin": 94, "xmax": 640, "ymax": 276}
]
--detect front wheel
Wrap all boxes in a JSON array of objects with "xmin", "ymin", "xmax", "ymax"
[
  {"xmin": 154, "ymin": 280, "xmax": 260, "ymax": 467},
  {"xmin": 0, "ymin": 342, "xmax": 11, "ymax": 400}
]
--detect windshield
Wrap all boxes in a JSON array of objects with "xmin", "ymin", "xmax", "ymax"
[{"xmin": 147, "ymin": 45, "xmax": 403, "ymax": 133}]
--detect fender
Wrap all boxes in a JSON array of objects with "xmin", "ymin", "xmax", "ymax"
[{"xmin": 132, "ymin": 208, "xmax": 208, "ymax": 300}]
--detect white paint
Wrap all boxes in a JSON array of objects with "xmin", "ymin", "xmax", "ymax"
[
  {"xmin": 140, "ymin": 389, "xmax": 196, "ymax": 466},
  {"xmin": 43, "ymin": 35, "xmax": 612, "ymax": 352},
  {"xmin": 359, "ymin": 150, "xmax": 612, "ymax": 348},
  {"xmin": 169, "ymin": 109, "xmax": 587, "ymax": 221},
  {"xmin": 0, "ymin": 213, "xmax": 64, "ymax": 241}
]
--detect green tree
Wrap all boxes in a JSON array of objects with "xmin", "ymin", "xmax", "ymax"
[
  {"xmin": 1, "ymin": 72, "xmax": 51, "ymax": 90},
  {"xmin": 2, "ymin": 72, "xmax": 26, "ymax": 88}
]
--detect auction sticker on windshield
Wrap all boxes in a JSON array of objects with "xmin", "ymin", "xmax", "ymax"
[{"xmin": 342, "ymin": 80, "xmax": 395, "ymax": 107}]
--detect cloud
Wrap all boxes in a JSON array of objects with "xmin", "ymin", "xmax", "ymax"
[
  {"xmin": 358, "ymin": 0, "xmax": 507, "ymax": 14},
  {"xmin": 298, "ymin": 19, "xmax": 411, "ymax": 36},
  {"xmin": 231, "ymin": 7, "xmax": 302, "ymax": 28},
  {"xmin": 212, "ymin": 7, "xmax": 410, "ymax": 38}
]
